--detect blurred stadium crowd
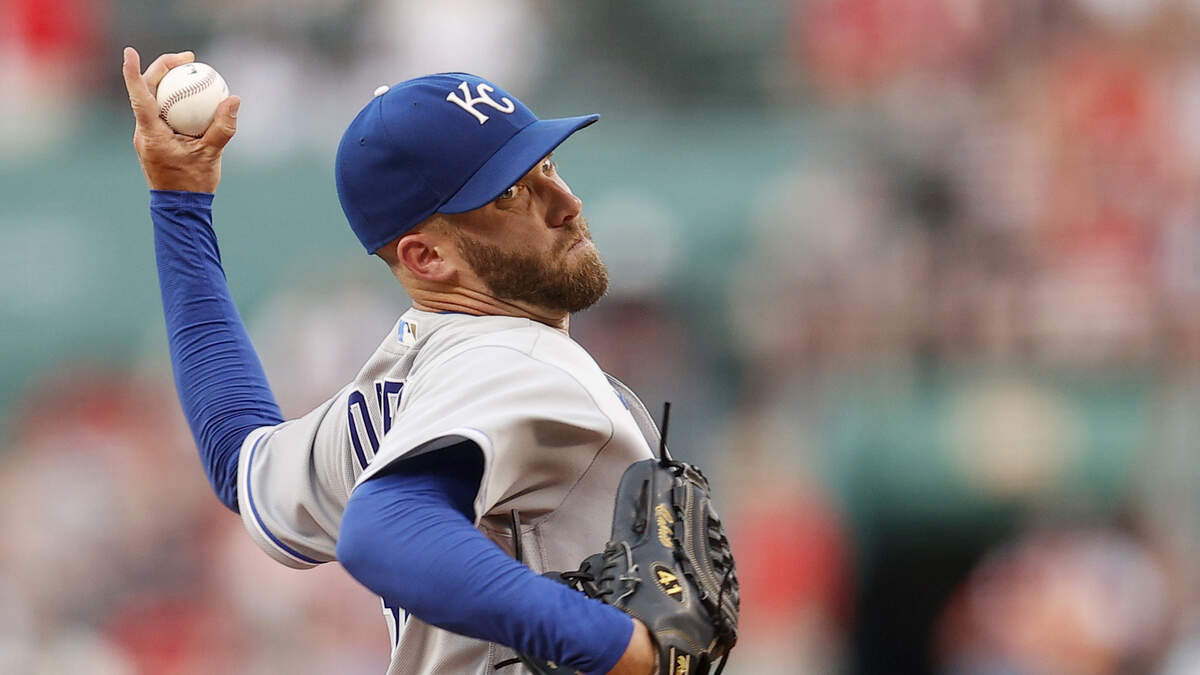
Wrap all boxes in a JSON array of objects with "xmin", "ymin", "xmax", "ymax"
[{"xmin": 8, "ymin": 0, "xmax": 1200, "ymax": 673}]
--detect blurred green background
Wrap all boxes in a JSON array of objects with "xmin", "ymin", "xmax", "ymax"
[{"xmin": 6, "ymin": 1, "xmax": 1200, "ymax": 673}]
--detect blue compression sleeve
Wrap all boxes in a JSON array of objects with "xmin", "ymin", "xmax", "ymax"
[
  {"xmin": 337, "ymin": 445, "xmax": 634, "ymax": 674},
  {"xmin": 151, "ymin": 190, "xmax": 284, "ymax": 513}
]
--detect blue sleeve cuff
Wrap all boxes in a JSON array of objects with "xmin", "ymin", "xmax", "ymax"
[{"xmin": 151, "ymin": 189, "xmax": 215, "ymax": 206}]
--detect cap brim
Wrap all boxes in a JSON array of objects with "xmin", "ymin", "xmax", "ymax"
[{"xmin": 438, "ymin": 114, "xmax": 599, "ymax": 214}]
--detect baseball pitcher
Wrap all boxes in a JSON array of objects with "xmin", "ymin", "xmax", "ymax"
[{"xmin": 123, "ymin": 47, "xmax": 737, "ymax": 675}]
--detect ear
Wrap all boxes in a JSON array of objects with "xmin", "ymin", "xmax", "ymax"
[{"xmin": 397, "ymin": 232, "xmax": 457, "ymax": 282}]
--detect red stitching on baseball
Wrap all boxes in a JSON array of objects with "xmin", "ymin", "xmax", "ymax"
[{"xmin": 159, "ymin": 69, "xmax": 220, "ymax": 126}]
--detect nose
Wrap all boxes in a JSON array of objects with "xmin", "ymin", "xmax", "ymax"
[{"xmin": 541, "ymin": 175, "xmax": 582, "ymax": 228}]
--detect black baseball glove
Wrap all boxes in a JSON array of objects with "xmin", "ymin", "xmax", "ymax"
[{"xmin": 517, "ymin": 455, "xmax": 740, "ymax": 674}]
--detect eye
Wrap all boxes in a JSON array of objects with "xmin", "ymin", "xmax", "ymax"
[
  {"xmin": 541, "ymin": 157, "xmax": 557, "ymax": 174},
  {"xmin": 497, "ymin": 185, "xmax": 518, "ymax": 201}
]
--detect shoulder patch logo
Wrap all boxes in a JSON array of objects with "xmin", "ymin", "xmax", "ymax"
[
  {"xmin": 399, "ymin": 320, "xmax": 418, "ymax": 345},
  {"xmin": 652, "ymin": 562, "xmax": 684, "ymax": 602}
]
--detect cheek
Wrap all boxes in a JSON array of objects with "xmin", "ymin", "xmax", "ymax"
[{"xmin": 513, "ymin": 223, "xmax": 560, "ymax": 251}]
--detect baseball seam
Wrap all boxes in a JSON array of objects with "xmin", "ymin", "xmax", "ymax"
[{"xmin": 159, "ymin": 69, "xmax": 219, "ymax": 127}]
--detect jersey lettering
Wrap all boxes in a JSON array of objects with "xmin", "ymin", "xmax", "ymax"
[
  {"xmin": 347, "ymin": 390, "xmax": 380, "ymax": 469},
  {"xmin": 349, "ymin": 380, "xmax": 405, "ymax": 468},
  {"xmin": 653, "ymin": 563, "xmax": 684, "ymax": 600},
  {"xmin": 383, "ymin": 600, "xmax": 409, "ymax": 648},
  {"xmin": 377, "ymin": 380, "xmax": 405, "ymax": 435}
]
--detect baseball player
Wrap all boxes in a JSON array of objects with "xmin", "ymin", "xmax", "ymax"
[{"xmin": 123, "ymin": 48, "xmax": 659, "ymax": 674}]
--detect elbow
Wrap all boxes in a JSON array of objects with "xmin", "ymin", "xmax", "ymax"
[
  {"xmin": 337, "ymin": 479, "xmax": 436, "ymax": 618},
  {"xmin": 200, "ymin": 427, "xmax": 247, "ymax": 514},
  {"xmin": 337, "ymin": 482, "xmax": 401, "ymax": 598},
  {"xmin": 214, "ymin": 483, "xmax": 240, "ymax": 514},
  {"xmin": 336, "ymin": 493, "xmax": 372, "ymax": 584}
]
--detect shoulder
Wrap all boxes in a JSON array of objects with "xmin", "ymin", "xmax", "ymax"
[
  {"xmin": 425, "ymin": 320, "xmax": 610, "ymax": 398},
  {"xmin": 408, "ymin": 311, "xmax": 598, "ymax": 382},
  {"xmin": 413, "ymin": 334, "xmax": 602, "ymax": 409},
  {"xmin": 358, "ymin": 324, "xmax": 620, "ymax": 488},
  {"xmin": 400, "ymin": 311, "xmax": 539, "ymax": 359},
  {"xmin": 392, "ymin": 316, "xmax": 621, "ymax": 438},
  {"xmin": 382, "ymin": 309, "xmax": 623, "ymax": 436}
]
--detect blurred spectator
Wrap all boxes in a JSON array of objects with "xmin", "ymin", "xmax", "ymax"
[
  {"xmin": 191, "ymin": 0, "xmax": 548, "ymax": 159},
  {"xmin": 935, "ymin": 522, "xmax": 1174, "ymax": 674},
  {"xmin": 715, "ymin": 406, "xmax": 852, "ymax": 674},
  {"xmin": 0, "ymin": 367, "xmax": 388, "ymax": 673},
  {"xmin": 248, "ymin": 279, "xmax": 403, "ymax": 415},
  {"xmin": 0, "ymin": 0, "xmax": 108, "ymax": 154}
]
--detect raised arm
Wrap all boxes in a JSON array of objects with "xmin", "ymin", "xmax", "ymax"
[{"xmin": 123, "ymin": 47, "xmax": 282, "ymax": 512}]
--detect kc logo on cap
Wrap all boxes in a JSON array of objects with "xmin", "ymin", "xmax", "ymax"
[
  {"xmin": 446, "ymin": 81, "xmax": 517, "ymax": 124},
  {"xmin": 335, "ymin": 72, "xmax": 598, "ymax": 254}
]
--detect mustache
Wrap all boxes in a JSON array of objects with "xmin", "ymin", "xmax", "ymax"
[{"xmin": 563, "ymin": 216, "xmax": 592, "ymax": 246}]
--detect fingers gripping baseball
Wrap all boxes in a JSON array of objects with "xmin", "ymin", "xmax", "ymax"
[
  {"xmin": 123, "ymin": 47, "xmax": 236, "ymax": 193},
  {"xmin": 123, "ymin": 48, "xmax": 193, "ymax": 131},
  {"xmin": 203, "ymin": 96, "xmax": 240, "ymax": 150},
  {"xmin": 143, "ymin": 50, "xmax": 196, "ymax": 99}
]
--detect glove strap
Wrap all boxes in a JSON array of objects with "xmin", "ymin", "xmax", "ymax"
[{"xmin": 509, "ymin": 508, "xmax": 524, "ymax": 563}]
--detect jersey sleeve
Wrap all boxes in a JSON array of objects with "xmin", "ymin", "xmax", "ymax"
[
  {"xmin": 237, "ymin": 385, "xmax": 361, "ymax": 569},
  {"xmin": 356, "ymin": 345, "xmax": 615, "ymax": 524}
]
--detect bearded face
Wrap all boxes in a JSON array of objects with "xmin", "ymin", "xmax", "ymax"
[{"xmin": 451, "ymin": 217, "xmax": 609, "ymax": 314}]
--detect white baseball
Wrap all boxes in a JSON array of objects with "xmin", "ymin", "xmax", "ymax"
[{"xmin": 156, "ymin": 62, "xmax": 229, "ymax": 137}]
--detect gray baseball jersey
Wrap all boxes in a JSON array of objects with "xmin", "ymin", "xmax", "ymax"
[{"xmin": 236, "ymin": 308, "xmax": 659, "ymax": 674}]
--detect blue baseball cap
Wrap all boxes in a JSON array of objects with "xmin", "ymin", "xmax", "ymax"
[{"xmin": 335, "ymin": 73, "xmax": 599, "ymax": 254}]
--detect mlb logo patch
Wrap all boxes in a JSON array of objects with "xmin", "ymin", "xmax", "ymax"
[{"xmin": 399, "ymin": 320, "xmax": 418, "ymax": 345}]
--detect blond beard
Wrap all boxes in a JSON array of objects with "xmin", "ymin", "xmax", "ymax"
[{"xmin": 451, "ymin": 220, "xmax": 609, "ymax": 314}]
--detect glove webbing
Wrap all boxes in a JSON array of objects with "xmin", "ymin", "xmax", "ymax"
[
  {"xmin": 676, "ymin": 463, "xmax": 739, "ymax": 646},
  {"xmin": 660, "ymin": 460, "xmax": 738, "ymax": 675}
]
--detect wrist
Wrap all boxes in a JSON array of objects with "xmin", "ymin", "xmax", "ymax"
[
  {"xmin": 151, "ymin": 189, "xmax": 215, "ymax": 201},
  {"xmin": 150, "ymin": 190, "xmax": 215, "ymax": 213},
  {"xmin": 145, "ymin": 173, "xmax": 221, "ymax": 194},
  {"xmin": 140, "ymin": 156, "xmax": 222, "ymax": 193},
  {"xmin": 605, "ymin": 618, "xmax": 656, "ymax": 675}
]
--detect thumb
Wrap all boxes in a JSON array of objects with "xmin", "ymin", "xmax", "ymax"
[{"xmin": 202, "ymin": 95, "xmax": 240, "ymax": 149}]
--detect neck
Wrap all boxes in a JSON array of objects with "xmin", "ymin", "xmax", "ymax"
[{"xmin": 411, "ymin": 287, "xmax": 570, "ymax": 334}]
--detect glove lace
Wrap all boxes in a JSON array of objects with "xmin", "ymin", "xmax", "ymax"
[{"xmin": 612, "ymin": 541, "xmax": 640, "ymax": 604}]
